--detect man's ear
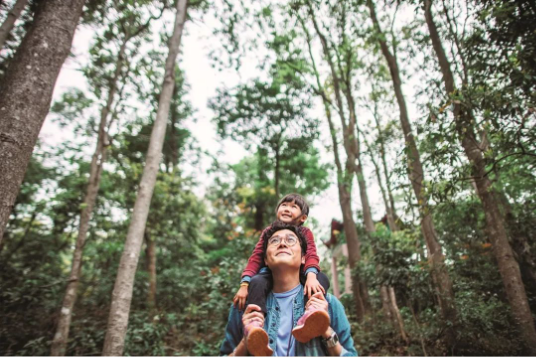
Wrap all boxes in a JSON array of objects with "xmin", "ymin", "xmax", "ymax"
[{"xmin": 301, "ymin": 255, "xmax": 306, "ymax": 265}]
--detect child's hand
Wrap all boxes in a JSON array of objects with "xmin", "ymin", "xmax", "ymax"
[
  {"xmin": 304, "ymin": 272, "xmax": 325, "ymax": 298},
  {"xmin": 233, "ymin": 285, "xmax": 249, "ymax": 311}
]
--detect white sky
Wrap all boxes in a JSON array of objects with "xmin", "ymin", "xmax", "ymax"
[{"xmin": 39, "ymin": 2, "xmax": 422, "ymax": 245}]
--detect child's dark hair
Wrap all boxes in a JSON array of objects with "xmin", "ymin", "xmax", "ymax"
[
  {"xmin": 262, "ymin": 221, "xmax": 307, "ymax": 257},
  {"xmin": 275, "ymin": 193, "xmax": 310, "ymax": 218}
]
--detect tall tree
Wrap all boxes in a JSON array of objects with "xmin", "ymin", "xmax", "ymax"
[
  {"xmin": 302, "ymin": 0, "xmax": 376, "ymax": 317},
  {"xmin": 0, "ymin": 0, "xmax": 86, "ymax": 245},
  {"xmin": 102, "ymin": 0, "xmax": 188, "ymax": 354},
  {"xmin": 0, "ymin": 0, "xmax": 28, "ymax": 49},
  {"xmin": 422, "ymin": 0, "xmax": 535, "ymax": 353},
  {"xmin": 294, "ymin": 8, "xmax": 367, "ymax": 320},
  {"xmin": 49, "ymin": 4, "xmax": 161, "ymax": 355},
  {"xmin": 362, "ymin": 0, "xmax": 458, "ymax": 341}
]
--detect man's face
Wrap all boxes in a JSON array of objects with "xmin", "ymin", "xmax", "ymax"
[
  {"xmin": 264, "ymin": 229, "xmax": 305, "ymax": 270},
  {"xmin": 276, "ymin": 201, "xmax": 307, "ymax": 225}
]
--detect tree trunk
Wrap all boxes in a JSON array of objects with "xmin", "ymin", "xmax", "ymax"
[
  {"xmin": 145, "ymin": 231, "xmax": 157, "ymax": 309},
  {"xmin": 50, "ymin": 37, "xmax": 127, "ymax": 357},
  {"xmin": 0, "ymin": 0, "xmax": 86, "ymax": 246},
  {"xmin": 365, "ymin": 0, "xmax": 458, "ymax": 341},
  {"xmin": 102, "ymin": 1, "xmax": 188, "ymax": 355},
  {"xmin": 423, "ymin": 1, "xmax": 535, "ymax": 353},
  {"xmin": 389, "ymin": 287, "xmax": 408, "ymax": 343},
  {"xmin": 341, "ymin": 244, "xmax": 353, "ymax": 295},
  {"xmin": 303, "ymin": 3, "xmax": 369, "ymax": 319},
  {"xmin": 371, "ymin": 101, "xmax": 398, "ymax": 230},
  {"xmin": 330, "ymin": 252, "xmax": 341, "ymax": 298},
  {"xmin": 169, "ymin": 83, "xmax": 179, "ymax": 169},
  {"xmin": 0, "ymin": 0, "xmax": 29, "ymax": 49},
  {"xmin": 361, "ymin": 128, "xmax": 397, "ymax": 232}
]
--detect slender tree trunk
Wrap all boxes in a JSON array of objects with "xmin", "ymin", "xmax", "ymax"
[
  {"xmin": 360, "ymin": 128, "xmax": 397, "ymax": 232},
  {"xmin": 498, "ymin": 194, "xmax": 536, "ymax": 291},
  {"xmin": 371, "ymin": 100, "xmax": 398, "ymax": 230},
  {"xmin": 0, "ymin": 0, "xmax": 28, "ymax": 49},
  {"xmin": 145, "ymin": 231, "xmax": 157, "ymax": 309},
  {"xmin": 330, "ymin": 252, "xmax": 341, "ymax": 298},
  {"xmin": 389, "ymin": 287, "xmax": 408, "ymax": 343},
  {"xmin": 423, "ymin": 1, "xmax": 535, "ymax": 353},
  {"xmin": 253, "ymin": 203, "xmax": 264, "ymax": 232},
  {"xmin": 50, "ymin": 38, "xmax": 127, "ymax": 356},
  {"xmin": 359, "ymin": 127, "xmax": 408, "ymax": 339},
  {"xmin": 169, "ymin": 83, "xmax": 179, "ymax": 169},
  {"xmin": 303, "ymin": 4, "xmax": 369, "ymax": 319},
  {"xmin": 365, "ymin": 0, "xmax": 457, "ymax": 342},
  {"xmin": 0, "ymin": 0, "xmax": 86, "ymax": 246},
  {"xmin": 102, "ymin": 1, "xmax": 188, "ymax": 355},
  {"xmin": 341, "ymin": 244, "xmax": 353, "ymax": 295},
  {"xmin": 322, "ymin": 86, "xmax": 365, "ymax": 319}
]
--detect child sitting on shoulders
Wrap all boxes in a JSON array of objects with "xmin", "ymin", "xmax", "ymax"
[{"xmin": 233, "ymin": 193, "xmax": 331, "ymax": 356}]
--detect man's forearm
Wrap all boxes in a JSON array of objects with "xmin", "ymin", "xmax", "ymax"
[{"xmin": 323, "ymin": 327, "xmax": 343, "ymax": 356}]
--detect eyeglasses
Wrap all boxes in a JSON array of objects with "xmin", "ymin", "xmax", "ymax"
[{"xmin": 268, "ymin": 234, "xmax": 298, "ymax": 246}]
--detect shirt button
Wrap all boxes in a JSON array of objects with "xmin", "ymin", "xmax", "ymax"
[
  {"xmin": 275, "ymin": 307, "xmax": 279, "ymax": 311},
  {"xmin": 270, "ymin": 339, "xmax": 274, "ymax": 344}
]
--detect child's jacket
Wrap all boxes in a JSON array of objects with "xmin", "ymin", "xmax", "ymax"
[{"xmin": 241, "ymin": 225, "xmax": 321, "ymax": 279}]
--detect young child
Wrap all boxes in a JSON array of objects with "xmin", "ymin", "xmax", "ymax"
[{"xmin": 233, "ymin": 193, "xmax": 331, "ymax": 355}]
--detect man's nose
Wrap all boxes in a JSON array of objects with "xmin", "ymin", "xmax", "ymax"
[{"xmin": 278, "ymin": 239, "xmax": 289, "ymax": 247}]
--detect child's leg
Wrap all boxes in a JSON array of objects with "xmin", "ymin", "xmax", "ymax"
[
  {"xmin": 293, "ymin": 271, "xmax": 331, "ymax": 343},
  {"xmin": 317, "ymin": 272, "xmax": 330, "ymax": 294},
  {"xmin": 245, "ymin": 271, "xmax": 273, "ymax": 315},
  {"xmin": 300, "ymin": 272, "xmax": 331, "ymax": 301}
]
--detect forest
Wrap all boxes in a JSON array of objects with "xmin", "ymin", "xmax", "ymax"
[{"xmin": 0, "ymin": 0, "xmax": 535, "ymax": 356}]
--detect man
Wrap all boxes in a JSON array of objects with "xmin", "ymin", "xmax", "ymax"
[{"xmin": 220, "ymin": 222, "xmax": 358, "ymax": 356}]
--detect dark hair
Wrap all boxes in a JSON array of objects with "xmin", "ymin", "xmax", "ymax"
[
  {"xmin": 262, "ymin": 221, "xmax": 307, "ymax": 258},
  {"xmin": 275, "ymin": 193, "xmax": 310, "ymax": 219}
]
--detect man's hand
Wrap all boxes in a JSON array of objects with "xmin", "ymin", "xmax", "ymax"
[
  {"xmin": 307, "ymin": 293, "xmax": 342, "ymax": 356},
  {"xmin": 241, "ymin": 304, "xmax": 265, "ymax": 329},
  {"xmin": 229, "ymin": 304, "xmax": 263, "ymax": 356},
  {"xmin": 304, "ymin": 272, "xmax": 325, "ymax": 298},
  {"xmin": 233, "ymin": 285, "xmax": 248, "ymax": 311},
  {"xmin": 306, "ymin": 292, "xmax": 331, "ymax": 336}
]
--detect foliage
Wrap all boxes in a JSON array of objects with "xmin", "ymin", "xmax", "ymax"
[{"xmin": 0, "ymin": 0, "xmax": 535, "ymax": 355}]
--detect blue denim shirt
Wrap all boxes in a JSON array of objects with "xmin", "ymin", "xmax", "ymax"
[{"xmin": 220, "ymin": 286, "xmax": 358, "ymax": 356}]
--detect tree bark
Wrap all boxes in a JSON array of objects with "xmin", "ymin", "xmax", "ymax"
[
  {"xmin": 50, "ymin": 35, "xmax": 128, "ymax": 356},
  {"xmin": 102, "ymin": 1, "xmax": 188, "ymax": 355},
  {"xmin": 365, "ymin": 0, "xmax": 458, "ymax": 341},
  {"xmin": 300, "ymin": 12, "xmax": 366, "ymax": 320},
  {"xmin": 0, "ymin": 0, "xmax": 29, "ymax": 49},
  {"xmin": 169, "ymin": 83, "xmax": 179, "ymax": 169},
  {"xmin": 303, "ymin": 3, "xmax": 371, "ymax": 319},
  {"xmin": 423, "ymin": 1, "xmax": 535, "ymax": 353},
  {"xmin": 330, "ymin": 252, "xmax": 341, "ymax": 298},
  {"xmin": 341, "ymin": 244, "xmax": 353, "ymax": 295},
  {"xmin": 371, "ymin": 100, "xmax": 398, "ymax": 230},
  {"xmin": 0, "ymin": 0, "xmax": 86, "ymax": 246},
  {"xmin": 360, "ymin": 127, "xmax": 397, "ymax": 232}
]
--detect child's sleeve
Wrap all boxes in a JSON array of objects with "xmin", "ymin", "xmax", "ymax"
[
  {"xmin": 240, "ymin": 229, "xmax": 267, "ymax": 281},
  {"xmin": 302, "ymin": 227, "xmax": 321, "ymax": 273}
]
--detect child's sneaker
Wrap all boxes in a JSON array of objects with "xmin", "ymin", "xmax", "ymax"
[
  {"xmin": 244, "ymin": 320, "xmax": 273, "ymax": 356},
  {"xmin": 292, "ymin": 305, "xmax": 330, "ymax": 343}
]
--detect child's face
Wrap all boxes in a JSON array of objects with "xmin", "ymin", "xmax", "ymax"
[{"xmin": 276, "ymin": 200, "xmax": 307, "ymax": 225}]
